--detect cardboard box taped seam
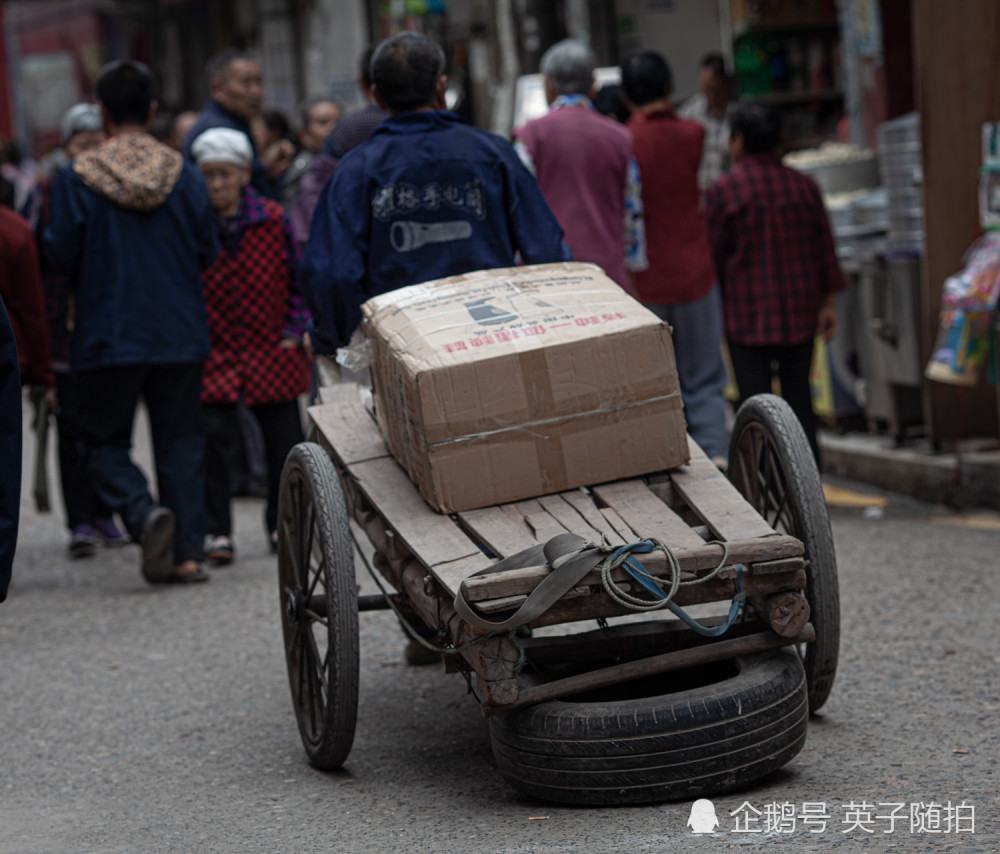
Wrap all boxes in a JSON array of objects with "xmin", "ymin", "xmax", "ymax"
[{"xmin": 362, "ymin": 262, "xmax": 689, "ymax": 513}]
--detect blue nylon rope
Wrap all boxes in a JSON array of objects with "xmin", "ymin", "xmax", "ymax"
[{"xmin": 611, "ymin": 540, "xmax": 745, "ymax": 637}]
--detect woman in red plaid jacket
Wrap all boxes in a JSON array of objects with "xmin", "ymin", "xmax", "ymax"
[{"xmin": 192, "ymin": 128, "xmax": 311, "ymax": 565}]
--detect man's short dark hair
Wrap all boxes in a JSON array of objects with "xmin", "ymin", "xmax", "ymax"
[
  {"xmin": 700, "ymin": 51, "xmax": 727, "ymax": 80},
  {"xmin": 96, "ymin": 60, "xmax": 154, "ymax": 126},
  {"xmin": 206, "ymin": 48, "xmax": 254, "ymax": 87},
  {"xmin": 593, "ymin": 84, "xmax": 630, "ymax": 123},
  {"xmin": 729, "ymin": 102, "xmax": 782, "ymax": 154},
  {"xmin": 621, "ymin": 51, "xmax": 673, "ymax": 108},
  {"xmin": 359, "ymin": 44, "xmax": 377, "ymax": 88},
  {"xmin": 371, "ymin": 32, "xmax": 446, "ymax": 113},
  {"xmin": 261, "ymin": 109, "xmax": 292, "ymax": 141},
  {"xmin": 298, "ymin": 94, "xmax": 339, "ymax": 129}
]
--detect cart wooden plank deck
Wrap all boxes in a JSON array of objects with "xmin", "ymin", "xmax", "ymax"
[
  {"xmin": 276, "ymin": 383, "xmax": 840, "ymax": 803},
  {"xmin": 307, "ymin": 384, "xmax": 815, "ymax": 701}
]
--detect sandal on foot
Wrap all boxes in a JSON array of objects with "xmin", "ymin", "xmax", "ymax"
[
  {"xmin": 205, "ymin": 535, "xmax": 235, "ymax": 566},
  {"xmin": 164, "ymin": 566, "xmax": 209, "ymax": 584}
]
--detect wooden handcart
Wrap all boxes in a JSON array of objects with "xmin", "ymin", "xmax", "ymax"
[{"xmin": 276, "ymin": 384, "xmax": 840, "ymax": 805}]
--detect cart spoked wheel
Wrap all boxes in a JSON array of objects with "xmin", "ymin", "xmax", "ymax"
[
  {"xmin": 727, "ymin": 394, "xmax": 840, "ymax": 713},
  {"xmin": 277, "ymin": 442, "xmax": 359, "ymax": 769}
]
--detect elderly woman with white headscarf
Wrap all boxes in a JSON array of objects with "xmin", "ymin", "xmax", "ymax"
[{"xmin": 191, "ymin": 127, "xmax": 310, "ymax": 566}]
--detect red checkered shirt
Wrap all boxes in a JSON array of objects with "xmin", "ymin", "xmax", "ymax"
[
  {"xmin": 201, "ymin": 188, "xmax": 310, "ymax": 406},
  {"xmin": 705, "ymin": 154, "xmax": 846, "ymax": 346}
]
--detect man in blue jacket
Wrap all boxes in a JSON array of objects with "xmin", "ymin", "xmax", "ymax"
[
  {"xmin": 45, "ymin": 60, "xmax": 219, "ymax": 585},
  {"xmin": 182, "ymin": 49, "xmax": 291, "ymax": 201},
  {"xmin": 301, "ymin": 31, "xmax": 569, "ymax": 353}
]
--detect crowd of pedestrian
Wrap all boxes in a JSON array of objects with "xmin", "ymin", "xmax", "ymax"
[{"xmin": 0, "ymin": 30, "xmax": 843, "ymax": 603}]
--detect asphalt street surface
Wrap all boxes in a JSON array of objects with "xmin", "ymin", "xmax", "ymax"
[{"xmin": 2, "ymin": 409, "xmax": 999, "ymax": 853}]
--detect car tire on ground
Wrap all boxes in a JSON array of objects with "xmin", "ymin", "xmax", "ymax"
[{"xmin": 489, "ymin": 647, "xmax": 808, "ymax": 806}]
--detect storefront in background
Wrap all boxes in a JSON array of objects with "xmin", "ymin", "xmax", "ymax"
[
  {"xmin": 2, "ymin": 0, "xmax": 368, "ymax": 161},
  {"xmin": 3, "ymin": 0, "xmax": 123, "ymax": 159}
]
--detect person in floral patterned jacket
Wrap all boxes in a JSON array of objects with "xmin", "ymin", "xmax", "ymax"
[{"xmin": 192, "ymin": 128, "xmax": 311, "ymax": 565}]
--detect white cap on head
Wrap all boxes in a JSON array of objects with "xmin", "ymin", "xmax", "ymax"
[
  {"xmin": 60, "ymin": 103, "xmax": 102, "ymax": 143},
  {"xmin": 191, "ymin": 128, "xmax": 253, "ymax": 167}
]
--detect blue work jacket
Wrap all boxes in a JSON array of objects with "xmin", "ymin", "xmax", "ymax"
[
  {"xmin": 301, "ymin": 110, "xmax": 570, "ymax": 351},
  {"xmin": 43, "ymin": 161, "xmax": 218, "ymax": 372}
]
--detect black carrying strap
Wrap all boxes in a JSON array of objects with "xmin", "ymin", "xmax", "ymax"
[{"xmin": 453, "ymin": 532, "xmax": 608, "ymax": 631}]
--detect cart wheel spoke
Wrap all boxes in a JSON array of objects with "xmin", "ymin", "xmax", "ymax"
[
  {"xmin": 303, "ymin": 638, "xmax": 320, "ymax": 736},
  {"xmin": 751, "ymin": 428, "xmax": 769, "ymax": 513},
  {"xmin": 305, "ymin": 551, "xmax": 325, "ymax": 604},
  {"xmin": 294, "ymin": 625, "xmax": 310, "ymax": 709},
  {"xmin": 303, "ymin": 610, "xmax": 329, "ymax": 627},
  {"xmin": 295, "ymin": 482, "xmax": 310, "ymax": 583},
  {"xmin": 303, "ymin": 498, "xmax": 316, "ymax": 572},
  {"xmin": 762, "ymin": 445, "xmax": 785, "ymax": 527},
  {"xmin": 303, "ymin": 625, "xmax": 329, "ymax": 701},
  {"xmin": 770, "ymin": 485, "xmax": 792, "ymax": 533},
  {"xmin": 281, "ymin": 519, "xmax": 300, "ymax": 581},
  {"xmin": 735, "ymin": 446, "xmax": 754, "ymax": 505}
]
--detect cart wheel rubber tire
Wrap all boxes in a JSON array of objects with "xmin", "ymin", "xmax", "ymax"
[
  {"xmin": 727, "ymin": 393, "xmax": 840, "ymax": 713},
  {"xmin": 489, "ymin": 649, "xmax": 808, "ymax": 806},
  {"xmin": 277, "ymin": 442, "xmax": 359, "ymax": 770}
]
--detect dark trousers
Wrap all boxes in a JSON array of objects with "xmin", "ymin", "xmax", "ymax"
[
  {"xmin": 232, "ymin": 401, "xmax": 269, "ymax": 495},
  {"xmin": 204, "ymin": 400, "xmax": 303, "ymax": 539},
  {"xmin": 728, "ymin": 340, "xmax": 820, "ymax": 464},
  {"xmin": 77, "ymin": 363, "xmax": 206, "ymax": 563},
  {"xmin": 55, "ymin": 372, "xmax": 112, "ymax": 530}
]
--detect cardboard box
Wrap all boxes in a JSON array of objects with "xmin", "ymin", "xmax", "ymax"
[{"xmin": 362, "ymin": 262, "xmax": 688, "ymax": 513}]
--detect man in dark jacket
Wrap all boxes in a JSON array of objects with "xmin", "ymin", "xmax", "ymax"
[
  {"xmin": 0, "ymin": 205, "xmax": 53, "ymax": 391},
  {"xmin": 301, "ymin": 32, "xmax": 568, "ymax": 353},
  {"xmin": 0, "ymin": 294, "xmax": 22, "ymax": 602},
  {"xmin": 45, "ymin": 60, "xmax": 219, "ymax": 585},
  {"xmin": 23, "ymin": 102, "xmax": 127, "ymax": 558},
  {"xmin": 182, "ymin": 50, "xmax": 292, "ymax": 200}
]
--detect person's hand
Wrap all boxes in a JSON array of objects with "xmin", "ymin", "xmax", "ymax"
[
  {"xmin": 280, "ymin": 336, "xmax": 301, "ymax": 350},
  {"xmin": 817, "ymin": 297, "xmax": 839, "ymax": 341},
  {"xmin": 263, "ymin": 139, "xmax": 295, "ymax": 180},
  {"xmin": 302, "ymin": 331, "xmax": 316, "ymax": 362},
  {"xmin": 46, "ymin": 386, "xmax": 58, "ymax": 411}
]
